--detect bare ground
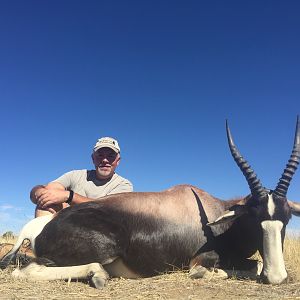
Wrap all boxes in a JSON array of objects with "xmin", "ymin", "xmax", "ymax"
[{"xmin": 1, "ymin": 266, "xmax": 300, "ymax": 300}]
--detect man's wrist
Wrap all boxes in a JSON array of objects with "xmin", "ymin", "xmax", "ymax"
[{"xmin": 66, "ymin": 190, "xmax": 74, "ymax": 205}]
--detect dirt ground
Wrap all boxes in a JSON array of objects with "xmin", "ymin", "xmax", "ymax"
[{"xmin": 1, "ymin": 266, "xmax": 300, "ymax": 300}]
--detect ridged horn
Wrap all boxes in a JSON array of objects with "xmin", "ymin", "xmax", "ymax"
[
  {"xmin": 226, "ymin": 120, "xmax": 267, "ymax": 200},
  {"xmin": 273, "ymin": 116, "xmax": 300, "ymax": 198}
]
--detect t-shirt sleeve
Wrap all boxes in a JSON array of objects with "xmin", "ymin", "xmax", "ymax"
[{"xmin": 52, "ymin": 171, "xmax": 76, "ymax": 189}]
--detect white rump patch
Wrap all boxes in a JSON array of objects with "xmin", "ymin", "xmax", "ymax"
[
  {"xmin": 267, "ymin": 194, "xmax": 275, "ymax": 218},
  {"xmin": 261, "ymin": 220, "xmax": 287, "ymax": 284},
  {"xmin": 4, "ymin": 215, "xmax": 53, "ymax": 258}
]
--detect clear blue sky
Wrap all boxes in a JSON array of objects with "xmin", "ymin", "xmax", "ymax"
[{"xmin": 0, "ymin": 1, "xmax": 300, "ymax": 234}]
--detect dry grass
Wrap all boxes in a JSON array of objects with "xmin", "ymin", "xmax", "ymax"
[
  {"xmin": 1, "ymin": 264, "xmax": 300, "ymax": 299},
  {"xmin": 1, "ymin": 236, "xmax": 300, "ymax": 299},
  {"xmin": 0, "ymin": 236, "xmax": 17, "ymax": 245},
  {"xmin": 284, "ymin": 236, "xmax": 300, "ymax": 282}
]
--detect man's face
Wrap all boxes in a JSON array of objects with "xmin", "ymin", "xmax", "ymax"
[{"xmin": 92, "ymin": 147, "xmax": 120, "ymax": 180}]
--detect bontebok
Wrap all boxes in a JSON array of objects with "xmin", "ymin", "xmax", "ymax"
[{"xmin": 1, "ymin": 117, "xmax": 299, "ymax": 287}]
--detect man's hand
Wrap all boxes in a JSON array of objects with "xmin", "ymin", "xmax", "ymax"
[{"xmin": 36, "ymin": 188, "xmax": 70, "ymax": 208}]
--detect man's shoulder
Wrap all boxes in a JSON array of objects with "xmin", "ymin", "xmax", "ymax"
[
  {"xmin": 52, "ymin": 169, "xmax": 89, "ymax": 187},
  {"xmin": 110, "ymin": 173, "xmax": 133, "ymax": 192},
  {"xmin": 112, "ymin": 173, "xmax": 132, "ymax": 184}
]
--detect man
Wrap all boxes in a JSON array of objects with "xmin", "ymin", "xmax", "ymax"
[{"xmin": 30, "ymin": 137, "xmax": 133, "ymax": 217}]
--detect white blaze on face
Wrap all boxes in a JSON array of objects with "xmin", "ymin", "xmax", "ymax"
[
  {"xmin": 267, "ymin": 194, "xmax": 276, "ymax": 217},
  {"xmin": 261, "ymin": 220, "xmax": 287, "ymax": 284}
]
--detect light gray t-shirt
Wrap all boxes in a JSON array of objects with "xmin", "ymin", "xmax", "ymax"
[{"xmin": 53, "ymin": 169, "xmax": 133, "ymax": 199}]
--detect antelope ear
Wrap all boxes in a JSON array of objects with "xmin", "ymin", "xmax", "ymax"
[
  {"xmin": 207, "ymin": 205, "xmax": 248, "ymax": 226},
  {"xmin": 288, "ymin": 200, "xmax": 300, "ymax": 217}
]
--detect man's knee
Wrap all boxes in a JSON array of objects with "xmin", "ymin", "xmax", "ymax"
[
  {"xmin": 35, "ymin": 203, "xmax": 64, "ymax": 218},
  {"xmin": 35, "ymin": 207, "xmax": 53, "ymax": 218},
  {"xmin": 30, "ymin": 185, "xmax": 45, "ymax": 204}
]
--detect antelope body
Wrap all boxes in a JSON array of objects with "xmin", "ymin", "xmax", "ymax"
[{"xmin": 1, "ymin": 118, "xmax": 300, "ymax": 288}]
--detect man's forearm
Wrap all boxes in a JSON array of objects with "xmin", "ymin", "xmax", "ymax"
[
  {"xmin": 31, "ymin": 184, "xmax": 95, "ymax": 206},
  {"xmin": 68, "ymin": 192, "xmax": 94, "ymax": 205}
]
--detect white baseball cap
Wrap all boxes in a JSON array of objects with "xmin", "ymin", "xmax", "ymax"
[{"xmin": 93, "ymin": 137, "xmax": 121, "ymax": 153}]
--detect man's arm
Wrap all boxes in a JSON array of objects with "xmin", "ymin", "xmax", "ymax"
[{"xmin": 31, "ymin": 182, "xmax": 96, "ymax": 209}]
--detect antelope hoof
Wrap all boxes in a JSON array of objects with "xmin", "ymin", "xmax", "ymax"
[
  {"xmin": 189, "ymin": 265, "xmax": 209, "ymax": 279},
  {"xmin": 189, "ymin": 265, "xmax": 229, "ymax": 280},
  {"xmin": 88, "ymin": 271, "xmax": 107, "ymax": 289}
]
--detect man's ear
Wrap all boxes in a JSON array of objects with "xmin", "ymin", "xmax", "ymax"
[
  {"xmin": 207, "ymin": 205, "xmax": 248, "ymax": 227},
  {"xmin": 288, "ymin": 200, "xmax": 300, "ymax": 217}
]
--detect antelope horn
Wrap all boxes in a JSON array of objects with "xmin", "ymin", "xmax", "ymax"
[
  {"xmin": 226, "ymin": 120, "xmax": 267, "ymax": 200},
  {"xmin": 274, "ymin": 116, "xmax": 300, "ymax": 198}
]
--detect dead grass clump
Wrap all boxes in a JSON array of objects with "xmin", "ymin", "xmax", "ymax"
[
  {"xmin": 0, "ymin": 232, "xmax": 17, "ymax": 244},
  {"xmin": 284, "ymin": 235, "xmax": 300, "ymax": 282}
]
